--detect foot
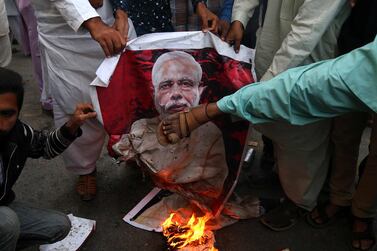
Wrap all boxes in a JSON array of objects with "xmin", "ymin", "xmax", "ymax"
[
  {"xmin": 352, "ymin": 216, "xmax": 376, "ymax": 251},
  {"xmin": 260, "ymin": 199, "xmax": 307, "ymax": 231},
  {"xmin": 307, "ymin": 202, "xmax": 348, "ymax": 228},
  {"xmin": 76, "ymin": 170, "xmax": 97, "ymax": 201}
]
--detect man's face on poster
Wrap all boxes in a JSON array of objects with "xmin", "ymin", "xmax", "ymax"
[{"xmin": 153, "ymin": 56, "xmax": 203, "ymax": 116}]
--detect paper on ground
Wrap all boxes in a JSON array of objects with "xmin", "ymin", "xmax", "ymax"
[{"xmin": 39, "ymin": 214, "xmax": 96, "ymax": 251}]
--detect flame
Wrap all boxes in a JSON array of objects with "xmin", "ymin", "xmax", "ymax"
[{"xmin": 162, "ymin": 213, "xmax": 218, "ymax": 250}]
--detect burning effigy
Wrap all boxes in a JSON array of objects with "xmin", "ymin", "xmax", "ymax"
[{"xmin": 90, "ymin": 31, "xmax": 260, "ymax": 250}]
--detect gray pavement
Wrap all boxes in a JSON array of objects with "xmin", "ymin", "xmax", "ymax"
[{"xmin": 6, "ymin": 49, "xmax": 371, "ymax": 251}]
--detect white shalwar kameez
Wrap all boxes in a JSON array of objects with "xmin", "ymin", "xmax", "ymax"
[{"xmin": 31, "ymin": 0, "xmax": 136, "ymax": 174}]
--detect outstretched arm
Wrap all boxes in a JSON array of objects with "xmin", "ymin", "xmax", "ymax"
[
  {"xmin": 218, "ymin": 38, "xmax": 377, "ymax": 124},
  {"xmin": 27, "ymin": 104, "xmax": 97, "ymax": 159},
  {"xmin": 159, "ymin": 37, "xmax": 377, "ymax": 144}
]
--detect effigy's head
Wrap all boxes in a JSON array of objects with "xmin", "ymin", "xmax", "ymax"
[{"xmin": 152, "ymin": 51, "xmax": 204, "ymax": 116}]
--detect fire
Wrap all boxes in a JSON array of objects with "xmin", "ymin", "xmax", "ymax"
[{"xmin": 162, "ymin": 213, "xmax": 218, "ymax": 250}]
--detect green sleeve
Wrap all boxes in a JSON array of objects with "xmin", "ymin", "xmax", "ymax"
[{"xmin": 217, "ymin": 37, "xmax": 377, "ymax": 125}]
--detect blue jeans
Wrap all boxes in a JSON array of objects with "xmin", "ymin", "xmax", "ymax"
[{"xmin": 0, "ymin": 202, "xmax": 71, "ymax": 251}]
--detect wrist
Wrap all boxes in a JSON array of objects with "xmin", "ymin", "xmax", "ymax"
[
  {"xmin": 65, "ymin": 119, "xmax": 81, "ymax": 136},
  {"xmin": 115, "ymin": 9, "xmax": 128, "ymax": 19},
  {"xmin": 231, "ymin": 20, "xmax": 244, "ymax": 31},
  {"xmin": 60, "ymin": 122, "xmax": 82, "ymax": 140},
  {"xmin": 83, "ymin": 17, "xmax": 104, "ymax": 32}
]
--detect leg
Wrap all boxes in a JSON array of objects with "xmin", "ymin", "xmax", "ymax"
[
  {"xmin": 53, "ymin": 101, "xmax": 105, "ymax": 200},
  {"xmin": 351, "ymin": 114, "xmax": 377, "ymax": 250},
  {"xmin": 0, "ymin": 34, "xmax": 12, "ymax": 67},
  {"xmin": 307, "ymin": 112, "xmax": 368, "ymax": 227},
  {"xmin": 0, "ymin": 206, "xmax": 20, "ymax": 251},
  {"xmin": 256, "ymin": 120, "xmax": 331, "ymax": 231},
  {"xmin": 258, "ymin": 120, "xmax": 332, "ymax": 210},
  {"xmin": 8, "ymin": 202, "xmax": 70, "ymax": 249},
  {"xmin": 330, "ymin": 112, "xmax": 368, "ymax": 207}
]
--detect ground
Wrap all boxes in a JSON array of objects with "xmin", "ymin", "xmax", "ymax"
[{"xmin": 7, "ymin": 49, "xmax": 372, "ymax": 251}]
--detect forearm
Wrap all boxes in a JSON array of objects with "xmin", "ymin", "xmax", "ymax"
[
  {"xmin": 27, "ymin": 124, "xmax": 81, "ymax": 159},
  {"xmin": 217, "ymin": 48, "xmax": 374, "ymax": 125}
]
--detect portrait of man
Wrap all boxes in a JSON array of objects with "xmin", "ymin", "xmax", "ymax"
[{"xmin": 113, "ymin": 51, "xmax": 229, "ymax": 221}]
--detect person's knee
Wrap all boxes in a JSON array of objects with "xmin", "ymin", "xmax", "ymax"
[
  {"xmin": 46, "ymin": 213, "xmax": 71, "ymax": 243},
  {"xmin": 0, "ymin": 207, "xmax": 20, "ymax": 243}
]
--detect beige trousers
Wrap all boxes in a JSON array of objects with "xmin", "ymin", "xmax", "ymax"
[{"xmin": 255, "ymin": 119, "xmax": 332, "ymax": 211}]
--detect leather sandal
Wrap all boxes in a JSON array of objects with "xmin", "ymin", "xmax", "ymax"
[
  {"xmin": 351, "ymin": 216, "xmax": 376, "ymax": 251},
  {"xmin": 76, "ymin": 171, "xmax": 97, "ymax": 201}
]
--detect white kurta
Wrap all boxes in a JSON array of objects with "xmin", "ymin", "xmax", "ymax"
[
  {"xmin": 32, "ymin": 0, "xmax": 136, "ymax": 173},
  {"xmin": 0, "ymin": 0, "xmax": 11, "ymax": 67}
]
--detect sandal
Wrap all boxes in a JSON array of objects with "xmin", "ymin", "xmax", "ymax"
[
  {"xmin": 306, "ymin": 203, "xmax": 349, "ymax": 228},
  {"xmin": 260, "ymin": 199, "xmax": 307, "ymax": 231},
  {"xmin": 76, "ymin": 170, "xmax": 97, "ymax": 201},
  {"xmin": 157, "ymin": 104, "xmax": 212, "ymax": 145},
  {"xmin": 351, "ymin": 217, "xmax": 376, "ymax": 251}
]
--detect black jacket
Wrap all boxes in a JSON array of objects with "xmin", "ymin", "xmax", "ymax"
[{"xmin": 0, "ymin": 120, "xmax": 80, "ymax": 205}]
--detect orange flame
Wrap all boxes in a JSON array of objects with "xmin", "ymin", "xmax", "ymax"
[{"xmin": 162, "ymin": 213, "xmax": 218, "ymax": 250}]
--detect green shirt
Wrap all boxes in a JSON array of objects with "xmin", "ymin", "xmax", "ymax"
[{"xmin": 217, "ymin": 36, "xmax": 377, "ymax": 125}]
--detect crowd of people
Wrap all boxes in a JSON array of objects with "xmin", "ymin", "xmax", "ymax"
[{"xmin": 0, "ymin": 0, "xmax": 376, "ymax": 250}]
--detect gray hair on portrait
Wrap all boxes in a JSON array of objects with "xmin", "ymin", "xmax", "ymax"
[{"xmin": 151, "ymin": 51, "xmax": 203, "ymax": 90}]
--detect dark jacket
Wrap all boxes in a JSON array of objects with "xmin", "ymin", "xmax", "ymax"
[{"xmin": 0, "ymin": 120, "xmax": 80, "ymax": 205}]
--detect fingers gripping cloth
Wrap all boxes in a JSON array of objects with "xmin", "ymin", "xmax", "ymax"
[{"xmin": 156, "ymin": 104, "xmax": 211, "ymax": 146}]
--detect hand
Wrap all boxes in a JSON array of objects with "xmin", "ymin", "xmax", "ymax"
[
  {"xmin": 89, "ymin": 0, "xmax": 103, "ymax": 9},
  {"xmin": 112, "ymin": 9, "xmax": 129, "ymax": 42},
  {"xmin": 65, "ymin": 104, "xmax": 97, "ymax": 135},
  {"xmin": 218, "ymin": 20, "xmax": 230, "ymax": 40},
  {"xmin": 84, "ymin": 17, "xmax": 126, "ymax": 57},
  {"xmin": 196, "ymin": 2, "xmax": 219, "ymax": 33},
  {"xmin": 225, "ymin": 20, "xmax": 244, "ymax": 53}
]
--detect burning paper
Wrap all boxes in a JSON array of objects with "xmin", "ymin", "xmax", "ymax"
[{"xmin": 162, "ymin": 213, "xmax": 217, "ymax": 251}]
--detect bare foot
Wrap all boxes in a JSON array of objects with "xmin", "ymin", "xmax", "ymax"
[{"xmin": 310, "ymin": 203, "xmax": 345, "ymax": 225}]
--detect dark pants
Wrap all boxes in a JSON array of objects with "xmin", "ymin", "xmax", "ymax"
[{"xmin": 0, "ymin": 202, "xmax": 71, "ymax": 251}]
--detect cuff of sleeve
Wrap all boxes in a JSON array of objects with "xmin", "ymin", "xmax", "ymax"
[
  {"xmin": 72, "ymin": 12, "xmax": 99, "ymax": 32},
  {"xmin": 59, "ymin": 124, "xmax": 83, "ymax": 141},
  {"xmin": 69, "ymin": 4, "xmax": 100, "ymax": 32},
  {"xmin": 231, "ymin": 11, "xmax": 251, "ymax": 29}
]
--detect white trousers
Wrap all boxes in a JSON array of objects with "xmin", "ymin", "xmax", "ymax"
[
  {"xmin": 0, "ymin": 35, "xmax": 11, "ymax": 67},
  {"xmin": 53, "ymin": 101, "xmax": 105, "ymax": 175}
]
